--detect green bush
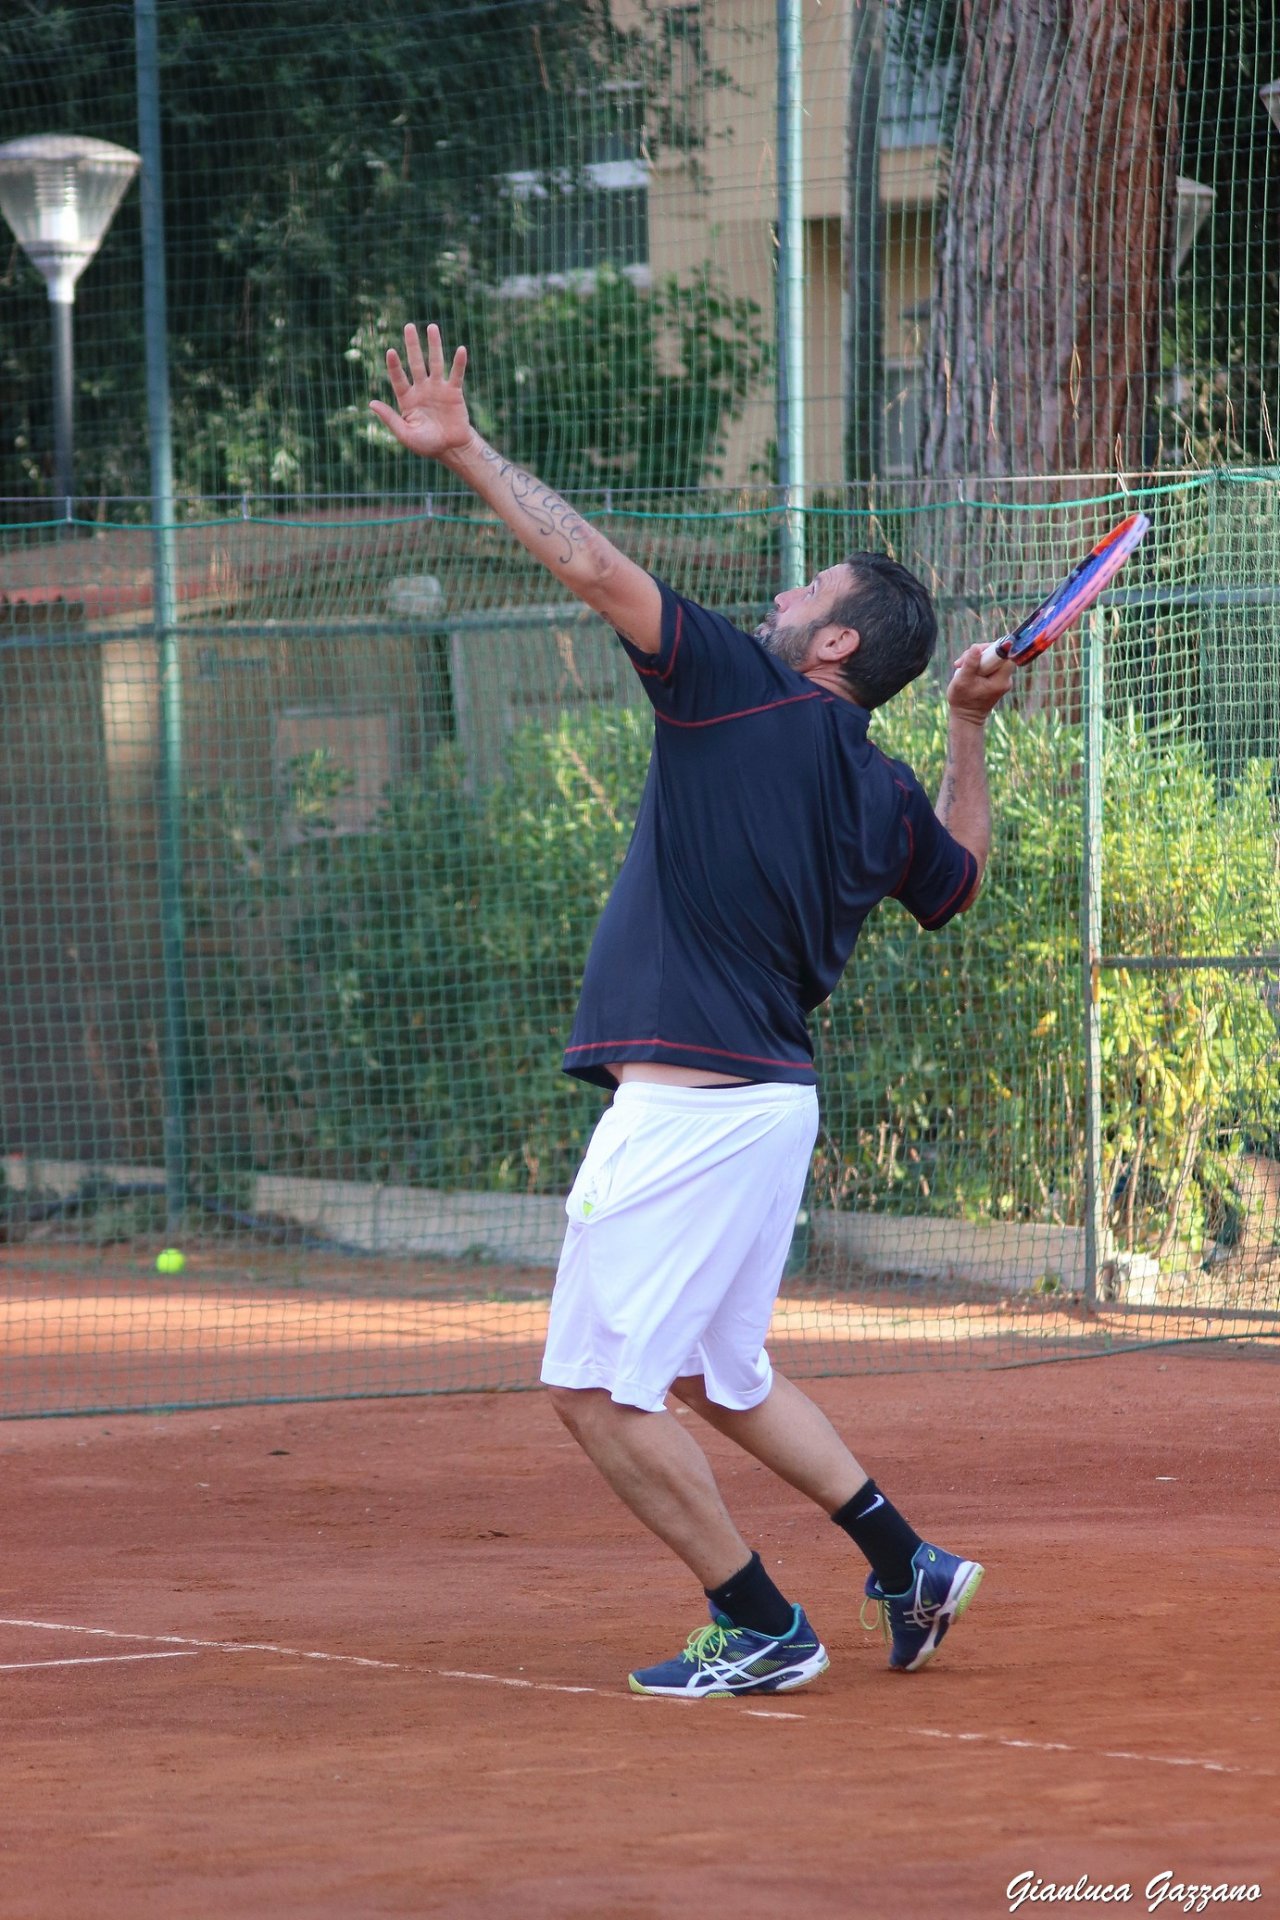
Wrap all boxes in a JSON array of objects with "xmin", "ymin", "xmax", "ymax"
[
  {"xmin": 817, "ymin": 696, "xmax": 1086, "ymax": 1226},
  {"xmin": 186, "ymin": 711, "xmax": 651, "ymax": 1196},
  {"xmin": 187, "ymin": 694, "xmax": 1279, "ymax": 1257},
  {"xmin": 821, "ymin": 691, "xmax": 1280, "ymax": 1255}
]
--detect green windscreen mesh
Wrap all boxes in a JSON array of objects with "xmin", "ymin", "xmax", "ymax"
[{"xmin": 1, "ymin": 2, "xmax": 1277, "ymax": 1416}]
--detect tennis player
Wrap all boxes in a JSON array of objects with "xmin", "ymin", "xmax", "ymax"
[{"xmin": 372, "ymin": 323, "xmax": 1015, "ymax": 1697}]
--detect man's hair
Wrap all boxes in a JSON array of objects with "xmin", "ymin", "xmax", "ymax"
[{"xmin": 828, "ymin": 552, "xmax": 937, "ymax": 709}]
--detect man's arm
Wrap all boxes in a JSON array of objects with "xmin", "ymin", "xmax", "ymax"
[
  {"xmin": 935, "ymin": 645, "xmax": 1016, "ymax": 908},
  {"xmin": 369, "ymin": 323, "xmax": 663, "ymax": 654}
]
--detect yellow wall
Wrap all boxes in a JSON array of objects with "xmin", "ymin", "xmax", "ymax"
[{"xmin": 645, "ymin": 0, "xmax": 943, "ymax": 488}]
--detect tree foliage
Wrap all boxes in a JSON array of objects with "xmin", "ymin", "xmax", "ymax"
[{"xmin": 0, "ymin": 0, "xmax": 759, "ymax": 510}]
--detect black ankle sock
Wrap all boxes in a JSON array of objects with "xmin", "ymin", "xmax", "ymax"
[
  {"xmin": 831, "ymin": 1480, "xmax": 923, "ymax": 1594},
  {"xmin": 705, "ymin": 1550, "xmax": 795, "ymax": 1638}
]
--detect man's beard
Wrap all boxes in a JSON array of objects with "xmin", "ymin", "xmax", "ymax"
[{"xmin": 754, "ymin": 606, "xmax": 818, "ymax": 671}]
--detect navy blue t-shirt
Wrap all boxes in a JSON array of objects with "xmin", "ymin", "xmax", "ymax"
[{"xmin": 563, "ymin": 580, "xmax": 977, "ymax": 1089}]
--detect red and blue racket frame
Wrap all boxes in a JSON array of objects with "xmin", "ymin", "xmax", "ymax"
[{"xmin": 979, "ymin": 511, "xmax": 1151, "ymax": 670}]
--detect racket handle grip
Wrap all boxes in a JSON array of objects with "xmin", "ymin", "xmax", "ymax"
[{"xmin": 979, "ymin": 638, "xmax": 1012, "ymax": 669}]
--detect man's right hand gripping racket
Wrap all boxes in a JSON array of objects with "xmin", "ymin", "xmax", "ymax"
[{"xmin": 979, "ymin": 511, "xmax": 1151, "ymax": 669}]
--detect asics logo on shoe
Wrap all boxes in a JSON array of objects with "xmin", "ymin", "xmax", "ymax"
[
  {"xmin": 861, "ymin": 1545, "xmax": 985, "ymax": 1673},
  {"xmin": 904, "ymin": 1576, "xmax": 939, "ymax": 1632},
  {"xmin": 629, "ymin": 1610, "xmax": 829, "ymax": 1697}
]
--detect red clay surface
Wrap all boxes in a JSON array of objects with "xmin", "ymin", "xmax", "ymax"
[{"xmin": 1, "ymin": 1345, "xmax": 1277, "ymax": 1919}]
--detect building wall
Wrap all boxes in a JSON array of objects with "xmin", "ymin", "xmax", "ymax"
[
  {"xmin": 0, "ymin": 620, "xmax": 433, "ymax": 1168},
  {"xmin": 645, "ymin": 0, "xmax": 944, "ymax": 490}
]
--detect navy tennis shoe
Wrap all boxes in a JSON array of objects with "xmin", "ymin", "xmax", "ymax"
[
  {"xmin": 861, "ymin": 1542, "xmax": 984, "ymax": 1671},
  {"xmin": 629, "ymin": 1604, "xmax": 828, "ymax": 1698}
]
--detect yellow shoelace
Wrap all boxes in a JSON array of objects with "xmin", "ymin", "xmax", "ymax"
[
  {"xmin": 860, "ymin": 1594, "xmax": 890, "ymax": 1648},
  {"xmin": 681, "ymin": 1622, "xmax": 732, "ymax": 1666}
]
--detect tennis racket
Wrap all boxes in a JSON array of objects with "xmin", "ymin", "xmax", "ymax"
[{"xmin": 979, "ymin": 511, "xmax": 1151, "ymax": 669}]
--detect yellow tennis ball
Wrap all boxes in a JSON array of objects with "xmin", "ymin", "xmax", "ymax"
[{"xmin": 156, "ymin": 1248, "xmax": 186, "ymax": 1275}]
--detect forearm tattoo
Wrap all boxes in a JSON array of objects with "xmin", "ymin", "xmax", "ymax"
[
  {"xmin": 479, "ymin": 441, "xmax": 593, "ymax": 568},
  {"xmin": 937, "ymin": 745, "xmax": 958, "ymax": 820}
]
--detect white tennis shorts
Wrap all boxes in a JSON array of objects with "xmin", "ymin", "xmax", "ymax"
[{"xmin": 541, "ymin": 1079, "xmax": 819, "ymax": 1414}]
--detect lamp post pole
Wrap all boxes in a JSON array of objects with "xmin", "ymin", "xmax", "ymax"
[
  {"xmin": 50, "ymin": 292, "xmax": 74, "ymax": 521},
  {"xmin": 776, "ymin": 0, "xmax": 807, "ymax": 590}
]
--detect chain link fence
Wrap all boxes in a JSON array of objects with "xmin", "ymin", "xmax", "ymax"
[{"xmin": 0, "ymin": 3, "xmax": 1277, "ymax": 1413}]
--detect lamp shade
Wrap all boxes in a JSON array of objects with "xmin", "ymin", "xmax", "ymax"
[
  {"xmin": 0, "ymin": 134, "xmax": 140, "ymax": 303},
  {"xmin": 1173, "ymin": 175, "xmax": 1215, "ymax": 274}
]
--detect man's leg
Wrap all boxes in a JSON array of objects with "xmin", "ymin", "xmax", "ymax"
[
  {"xmin": 670, "ymin": 1367, "xmax": 984, "ymax": 1672},
  {"xmin": 670, "ymin": 1368, "xmax": 922, "ymax": 1580},
  {"xmin": 546, "ymin": 1383, "xmax": 750, "ymax": 1590},
  {"xmin": 669, "ymin": 1367, "xmax": 868, "ymax": 1512},
  {"xmin": 548, "ymin": 1382, "xmax": 829, "ymax": 1696}
]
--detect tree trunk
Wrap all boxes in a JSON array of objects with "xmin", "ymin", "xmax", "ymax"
[{"xmin": 917, "ymin": 0, "xmax": 1187, "ymax": 701}]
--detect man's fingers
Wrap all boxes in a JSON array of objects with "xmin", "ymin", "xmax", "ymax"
[
  {"xmin": 448, "ymin": 343, "xmax": 468, "ymax": 387},
  {"xmin": 384, "ymin": 349, "xmax": 411, "ymax": 402},
  {"xmin": 368, "ymin": 399, "xmax": 412, "ymax": 444},
  {"xmin": 404, "ymin": 323, "xmax": 429, "ymax": 385},
  {"xmin": 426, "ymin": 322, "xmax": 445, "ymax": 378}
]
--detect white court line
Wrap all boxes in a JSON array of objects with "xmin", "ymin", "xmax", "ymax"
[
  {"xmin": 438, "ymin": 1668, "xmax": 597, "ymax": 1696},
  {"xmin": 0, "ymin": 1621, "xmax": 1265, "ymax": 1775},
  {"xmin": 905, "ymin": 1726, "xmax": 1265, "ymax": 1778},
  {"xmin": 436, "ymin": 1670, "xmax": 806, "ymax": 1715},
  {"xmin": 0, "ymin": 1618, "xmax": 403, "ymax": 1672},
  {"xmin": 0, "ymin": 1651, "xmax": 198, "ymax": 1672}
]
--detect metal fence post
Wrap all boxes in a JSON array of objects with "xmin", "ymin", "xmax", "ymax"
[
  {"xmin": 1081, "ymin": 607, "xmax": 1105, "ymax": 1304},
  {"xmin": 776, "ymin": 0, "xmax": 807, "ymax": 589},
  {"xmin": 135, "ymin": 0, "xmax": 189, "ymax": 1230}
]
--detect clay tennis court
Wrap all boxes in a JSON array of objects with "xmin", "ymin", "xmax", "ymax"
[{"xmin": 2, "ymin": 1291, "xmax": 1276, "ymax": 1919}]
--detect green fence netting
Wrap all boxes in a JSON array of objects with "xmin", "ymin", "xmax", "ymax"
[{"xmin": 0, "ymin": 2, "xmax": 1277, "ymax": 1415}]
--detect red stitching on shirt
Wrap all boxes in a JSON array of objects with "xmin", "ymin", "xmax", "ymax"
[
  {"xmin": 883, "ymin": 759, "xmax": 971, "ymax": 917},
  {"xmin": 890, "ymin": 812, "xmax": 915, "ymax": 897},
  {"xmin": 917, "ymin": 852, "xmax": 978, "ymax": 927},
  {"xmin": 622, "ymin": 604, "xmax": 681, "ymax": 682},
  {"xmin": 664, "ymin": 602, "xmax": 683, "ymax": 683},
  {"xmin": 564, "ymin": 1036, "xmax": 813, "ymax": 1070},
  {"xmin": 656, "ymin": 690, "xmax": 826, "ymax": 730}
]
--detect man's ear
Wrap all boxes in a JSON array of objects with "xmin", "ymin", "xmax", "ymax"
[{"xmin": 822, "ymin": 624, "xmax": 861, "ymax": 664}]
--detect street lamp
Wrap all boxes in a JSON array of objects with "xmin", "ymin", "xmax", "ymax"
[
  {"xmin": 0, "ymin": 134, "xmax": 140, "ymax": 520},
  {"xmin": 1173, "ymin": 176, "xmax": 1215, "ymax": 274}
]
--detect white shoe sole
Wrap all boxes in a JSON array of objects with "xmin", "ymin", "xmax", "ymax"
[{"xmin": 629, "ymin": 1643, "xmax": 830, "ymax": 1698}]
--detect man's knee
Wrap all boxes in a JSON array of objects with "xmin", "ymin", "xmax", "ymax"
[
  {"xmin": 669, "ymin": 1373, "xmax": 714, "ymax": 1414},
  {"xmin": 545, "ymin": 1383, "xmax": 619, "ymax": 1436}
]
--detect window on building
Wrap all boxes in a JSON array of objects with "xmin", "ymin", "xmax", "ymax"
[
  {"xmin": 661, "ymin": 6, "xmax": 705, "ymax": 153},
  {"xmin": 882, "ymin": 357, "xmax": 924, "ymax": 476},
  {"xmin": 497, "ymin": 85, "xmax": 649, "ymax": 292},
  {"xmin": 880, "ymin": 43, "xmax": 956, "ymax": 150}
]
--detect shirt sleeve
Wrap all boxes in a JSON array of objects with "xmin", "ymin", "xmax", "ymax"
[
  {"xmin": 890, "ymin": 766, "xmax": 979, "ymax": 930},
  {"xmin": 615, "ymin": 577, "xmax": 780, "ymax": 724}
]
